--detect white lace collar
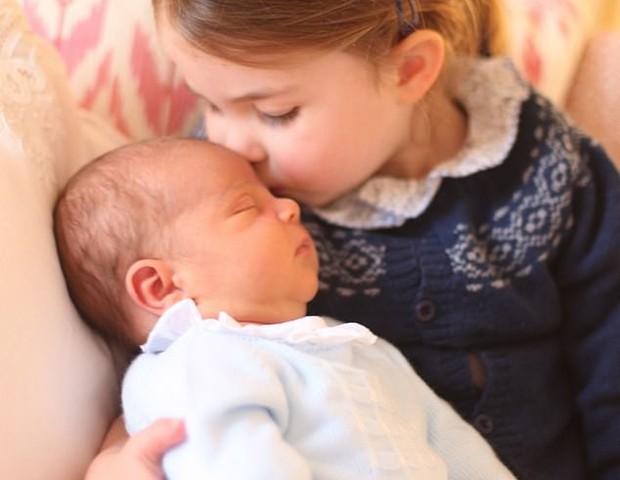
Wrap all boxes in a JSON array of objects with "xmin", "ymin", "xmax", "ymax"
[
  {"xmin": 141, "ymin": 299, "xmax": 377, "ymax": 354},
  {"xmin": 312, "ymin": 57, "xmax": 530, "ymax": 228}
]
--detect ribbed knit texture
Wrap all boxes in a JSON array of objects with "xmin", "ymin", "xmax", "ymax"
[{"xmin": 123, "ymin": 303, "xmax": 516, "ymax": 479}]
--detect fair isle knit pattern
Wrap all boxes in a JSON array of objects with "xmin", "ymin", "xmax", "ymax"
[
  {"xmin": 446, "ymin": 94, "xmax": 590, "ymax": 292},
  {"xmin": 309, "ymin": 58, "xmax": 590, "ymax": 295}
]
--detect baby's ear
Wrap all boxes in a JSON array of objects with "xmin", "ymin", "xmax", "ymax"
[
  {"xmin": 125, "ymin": 259, "xmax": 180, "ymax": 316},
  {"xmin": 391, "ymin": 29, "xmax": 445, "ymax": 103}
]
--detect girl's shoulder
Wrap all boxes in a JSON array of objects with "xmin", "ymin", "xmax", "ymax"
[
  {"xmin": 452, "ymin": 55, "xmax": 594, "ymax": 170},
  {"xmin": 507, "ymin": 82, "xmax": 616, "ymax": 188},
  {"xmin": 454, "ymin": 56, "xmax": 616, "ymax": 192}
]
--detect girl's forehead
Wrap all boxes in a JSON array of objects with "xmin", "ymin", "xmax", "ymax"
[{"xmin": 175, "ymin": 48, "xmax": 376, "ymax": 102}]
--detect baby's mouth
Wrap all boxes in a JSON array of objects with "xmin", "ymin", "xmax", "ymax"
[{"xmin": 295, "ymin": 235, "xmax": 314, "ymax": 256}]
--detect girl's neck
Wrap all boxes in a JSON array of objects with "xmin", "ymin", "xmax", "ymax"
[{"xmin": 380, "ymin": 84, "xmax": 467, "ymax": 179}]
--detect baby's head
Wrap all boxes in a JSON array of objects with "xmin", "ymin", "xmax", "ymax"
[{"xmin": 54, "ymin": 138, "xmax": 319, "ymax": 349}]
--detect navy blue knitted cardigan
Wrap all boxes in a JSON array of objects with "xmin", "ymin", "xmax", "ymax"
[{"xmin": 305, "ymin": 70, "xmax": 620, "ymax": 479}]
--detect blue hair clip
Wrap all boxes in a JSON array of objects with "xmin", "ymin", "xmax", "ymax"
[{"xmin": 394, "ymin": 0, "xmax": 420, "ymax": 38}]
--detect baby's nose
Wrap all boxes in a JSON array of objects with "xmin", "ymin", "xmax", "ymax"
[{"xmin": 276, "ymin": 197, "xmax": 301, "ymax": 223}]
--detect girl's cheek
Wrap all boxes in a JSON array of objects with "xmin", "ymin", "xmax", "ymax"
[{"xmin": 203, "ymin": 118, "xmax": 223, "ymax": 145}]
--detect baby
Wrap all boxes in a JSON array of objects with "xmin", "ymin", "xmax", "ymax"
[{"xmin": 54, "ymin": 137, "xmax": 515, "ymax": 479}]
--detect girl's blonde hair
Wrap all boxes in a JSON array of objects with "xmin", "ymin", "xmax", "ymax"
[{"xmin": 153, "ymin": 0, "xmax": 506, "ymax": 65}]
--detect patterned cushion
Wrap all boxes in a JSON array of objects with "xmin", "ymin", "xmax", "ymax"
[
  {"xmin": 504, "ymin": 0, "xmax": 602, "ymax": 105},
  {"xmin": 18, "ymin": 0, "xmax": 201, "ymax": 140}
]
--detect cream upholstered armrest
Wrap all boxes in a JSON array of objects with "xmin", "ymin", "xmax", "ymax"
[
  {"xmin": 1, "ymin": 1, "xmax": 201, "ymax": 478},
  {"xmin": 0, "ymin": 3, "xmax": 121, "ymax": 479}
]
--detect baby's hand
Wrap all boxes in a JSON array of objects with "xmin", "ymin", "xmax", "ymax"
[{"xmin": 85, "ymin": 418, "xmax": 185, "ymax": 480}]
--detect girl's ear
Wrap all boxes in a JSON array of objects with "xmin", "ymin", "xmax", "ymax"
[
  {"xmin": 391, "ymin": 29, "xmax": 445, "ymax": 103},
  {"xmin": 125, "ymin": 259, "xmax": 181, "ymax": 316}
]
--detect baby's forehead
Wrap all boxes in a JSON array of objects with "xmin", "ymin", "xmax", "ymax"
[
  {"xmin": 156, "ymin": 144, "xmax": 258, "ymax": 197},
  {"xmin": 167, "ymin": 141, "xmax": 251, "ymax": 171}
]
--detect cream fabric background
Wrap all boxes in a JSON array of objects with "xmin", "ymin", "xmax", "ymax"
[{"xmin": 0, "ymin": 3, "xmax": 122, "ymax": 479}]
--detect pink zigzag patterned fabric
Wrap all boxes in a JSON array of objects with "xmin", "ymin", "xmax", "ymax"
[
  {"xmin": 20, "ymin": 0, "xmax": 200, "ymax": 140},
  {"xmin": 504, "ymin": 0, "xmax": 591, "ymax": 105},
  {"xmin": 19, "ymin": 0, "xmax": 591, "ymax": 138}
]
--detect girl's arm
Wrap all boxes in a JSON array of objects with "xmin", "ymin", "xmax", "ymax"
[
  {"xmin": 557, "ymin": 139, "xmax": 620, "ymax": 477},
  {"xmin": 85, "ymin": 417, "xmax": 185, "ymax": 480}
]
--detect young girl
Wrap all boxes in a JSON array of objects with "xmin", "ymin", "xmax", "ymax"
[{"xmin": 88, "ymin": 0, "xmax": 620, "ymax": 478}]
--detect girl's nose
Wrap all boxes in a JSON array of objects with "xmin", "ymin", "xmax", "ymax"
[
  {"xmin": 210, "ymin": 121, "xmax": 267, "ymax": 163},
  {"xmin": 276, "ymin": 197, "xmax": 301, "ymax": 223},
  {"xmin": 229, "ymin": 138, "xmax": 267, "ymax": 163}
]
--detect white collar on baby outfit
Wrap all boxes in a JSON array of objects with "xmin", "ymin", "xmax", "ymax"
[
  {"xmin": 141, "ymin": 299, "xmax": 377, "ymax": 354},
  {"xmin": 311, "ymin": 57, "xmax": 530, "ymax": 229}
]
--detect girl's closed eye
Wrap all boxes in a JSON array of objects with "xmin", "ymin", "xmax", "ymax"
[
  {"xmin": 258, "ymin": 106, "xmax": 299, "ymax": 126},
  {"xmin": 205, "ymin": 100, "xmax": 222, "ymax": 115}
]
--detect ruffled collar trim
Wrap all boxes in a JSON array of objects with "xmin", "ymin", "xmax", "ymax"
[
  {"xmin": 311, "ymin": 57, "xmax": 530, "ymax": 228},
  {"xmin": 141, "ymin": 299, "xmax": 377, "ymax": 354}
]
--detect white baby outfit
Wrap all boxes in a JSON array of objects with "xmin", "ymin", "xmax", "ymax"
[{"xmin": 122, "ymin": 299, "xmax": 515, "ymax": 479}]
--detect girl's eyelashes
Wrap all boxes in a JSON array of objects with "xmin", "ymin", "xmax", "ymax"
[
  {"xmin": 206, "ymin": 101, "xmax": 222, "ymax": 114},
  {"xmin": 204, "ymin": 99, "xmax": 299, "ymax": 126},
  {"xmin": 258, "ymin": 106, "xmax": 299, "ymax": 126}
]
